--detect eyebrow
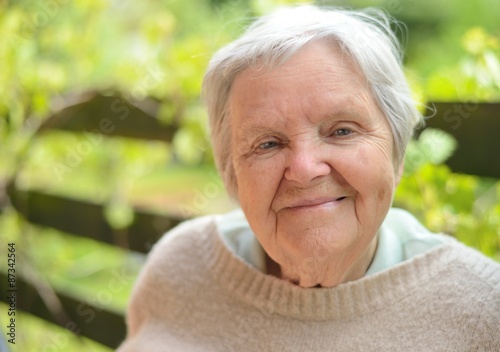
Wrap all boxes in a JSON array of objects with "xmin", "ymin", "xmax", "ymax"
[{"xmin": 324, "ymin": 108, "xmax": 368, "ymax": 123}]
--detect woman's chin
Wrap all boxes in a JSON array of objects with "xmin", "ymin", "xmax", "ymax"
[
  {"xmin": 280, "ymin": 261, "xmax": 346, "ymax": 288},
  {"xmin": 276, "ymin": 220, "xmax": 358, "ymax": 258}
]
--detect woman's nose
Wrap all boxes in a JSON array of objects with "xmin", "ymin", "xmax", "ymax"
[{"xmin": 284, "ymin": 144, "xmax": 331, "ymax": 185}]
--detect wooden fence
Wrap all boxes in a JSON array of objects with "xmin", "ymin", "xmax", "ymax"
[{"xmin": 1, "ymin": 94, "xmax": 499, "ymax": 349}]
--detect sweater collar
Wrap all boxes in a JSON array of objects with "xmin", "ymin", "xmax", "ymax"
[{"xmin": 209, "ymin": 213, "xmax": 455, "ymax": 321}]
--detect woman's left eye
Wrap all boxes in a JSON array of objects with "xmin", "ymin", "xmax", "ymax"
[
  {"xmin": 332, "ymin": 128, "xmax": 353, "ymax": 136},
  {"xmin": 259, "ymin": 141, "xmax": 279, "ymax": 149}
]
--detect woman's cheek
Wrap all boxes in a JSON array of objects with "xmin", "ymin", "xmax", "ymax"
[
  {"xmin": 237, "ymin": 156, "xmax": 284, "ymax": 209},
  {"xmin": 351, "ymin": 144, "xmax": 395, "ymax": 184}
]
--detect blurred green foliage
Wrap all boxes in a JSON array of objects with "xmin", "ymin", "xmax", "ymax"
[
  {"xmin": 424, "ymin": 26, "xmax": 500, "ymax": 101},
  {"xmin": 396, "ymin": 137, "xmax": 500, "ymax": 261},
  {"xmin": 0, "ymin": 0, "xmax": 499, "ymax": 351}
]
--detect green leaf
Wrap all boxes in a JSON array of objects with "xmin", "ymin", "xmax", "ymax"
[
  {"xmin": 404, "ymin": 128, "xmax": 457, "ymax": 175},
  {"xmin": 103, "ymin": 200, "xmax": 135, "ymax": 230}
]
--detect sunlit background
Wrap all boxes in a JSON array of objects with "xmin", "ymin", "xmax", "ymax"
[{"xmin": 0, "ymin": 0, "xmax": 499, "ymax": 350}]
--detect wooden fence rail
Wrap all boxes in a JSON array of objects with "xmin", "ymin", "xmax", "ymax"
[
  {"xmin": 6, "ymin": 184, "xmax": 184, "ymax": 254},
  {"xmin": 424, "ymin": 102, "xmax": 500, "ymax": 179},
  {"xmin": 0, "ymin": 270, "xmax": 126, "ymax": 348}
]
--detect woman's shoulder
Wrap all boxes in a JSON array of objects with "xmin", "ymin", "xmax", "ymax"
[
  {"xmin": 155, "ymin": 214, "xmax": 219, "ymax": 246},
  {"xmin": 403, "ymin": 236, "xmax": 500, "ymax": 291},
  {"xmin": 440, "ymin": 242, "xmax": 500, "ymax": 346},
  {"xmin": 126, "ymin": 214, "xmax": 226, "ymax": 308},
  {"xmin": 145, "ymin": 214, "xmax": 221, "ymax": 270},
  {"xmin": 443, "ymin": 240, "xmax": 500, "ymax": 289}
]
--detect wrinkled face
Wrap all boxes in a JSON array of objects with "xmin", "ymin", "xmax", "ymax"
[{"xmin": 229, "ymin": 41, "xmax": 402, "ymax": 288}]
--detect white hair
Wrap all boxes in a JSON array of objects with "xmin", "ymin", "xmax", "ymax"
[{"xmin": 202, "ymin": 5, "xmax": 423, "ymax": 199}]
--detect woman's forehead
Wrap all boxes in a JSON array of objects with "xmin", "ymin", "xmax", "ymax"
[
  {"xmin": 235, "ymin": 40, "xmax": 362, "ymax": 82},
  {"xmin": 229, "ymin": 42, "xmax": 376, "ymax": 128},
  {"xmin": 230, "ymin": 42, "xmax": 368, "ymax": 103}
]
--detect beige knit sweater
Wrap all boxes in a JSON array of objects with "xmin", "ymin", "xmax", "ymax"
[{"xmin": 118, "ymin": 215, "xmax": 500, "ymax": 352}]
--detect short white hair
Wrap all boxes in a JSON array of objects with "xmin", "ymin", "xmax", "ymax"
[{"xmin": 203, "ymin": 5, "xmax": 423, "ymax": 199}]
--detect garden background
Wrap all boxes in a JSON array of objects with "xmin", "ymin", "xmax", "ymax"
[{"xmin": 0, "ymin": 0, "xmax": 499, "ymax": 350}]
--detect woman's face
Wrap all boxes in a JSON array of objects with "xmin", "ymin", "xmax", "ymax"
[{"xmin": 229, "ymin": 41, "xmax": 402, "ymax": 288}]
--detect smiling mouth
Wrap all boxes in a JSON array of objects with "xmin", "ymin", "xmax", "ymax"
[{"xmin": 287, "ymin": 196, "xmax": 347, "ymax": 210}]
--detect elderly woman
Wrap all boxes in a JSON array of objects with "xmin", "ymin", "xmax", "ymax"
[{"xmin": 118, "ymin": 5, "xmax": 499, "ymax": 351}]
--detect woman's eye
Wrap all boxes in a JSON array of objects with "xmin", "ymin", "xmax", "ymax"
[
  {"xmin": 259, "ymin": 141, "xmax": 279, "ymax": 150},
  {"xmin": 333, "ymin": 128, "xmax": 352, "ymax": 136}
]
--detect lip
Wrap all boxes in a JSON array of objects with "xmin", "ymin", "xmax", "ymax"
[{"xmin": 286, "ymin": 196, "xmax": 347, "ymax": 210}]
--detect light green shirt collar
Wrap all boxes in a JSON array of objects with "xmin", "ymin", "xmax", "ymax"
[{"xmin": 217, "ymin": 208, "xmax": 450, "ymax": 277}]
